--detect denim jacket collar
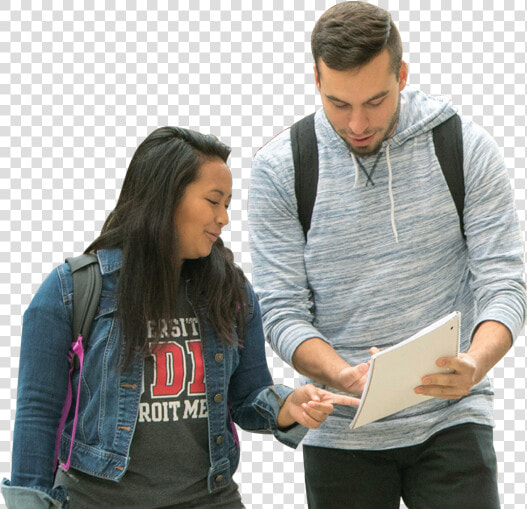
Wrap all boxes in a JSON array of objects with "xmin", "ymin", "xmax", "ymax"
[{"xmin": 96, "ymin": 248, "xmax": 122, "ymax": 275}]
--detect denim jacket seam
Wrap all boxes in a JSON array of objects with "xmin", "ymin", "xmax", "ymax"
[{"xmin": 98, "ymin": 312, "xmax": 115, "ymax": 445}]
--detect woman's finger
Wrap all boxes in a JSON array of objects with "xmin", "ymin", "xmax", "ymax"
[
  {"xmin": 297, "ymin": 410, "xmax": 326, "ymax": 429},
  {"xmin": 303, "ymin": 401, "xmax": 334, "ymax": 418},
  {"xmin": 317, "ymin": 389, "xmax": 360, "ymax": 406}
]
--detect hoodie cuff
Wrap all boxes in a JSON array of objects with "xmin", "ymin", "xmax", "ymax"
[
  {"xmin": 473, "ymin": 302, "xmax": 525, "ymax": 344},
  {"xmin": 270, "ymin": 322, "xmax": 331, "ymax": 366}
]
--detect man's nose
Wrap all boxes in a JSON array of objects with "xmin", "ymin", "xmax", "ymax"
[{"xmin": 348, "ymin": 109, "xmax": 369, "ymax": 135}]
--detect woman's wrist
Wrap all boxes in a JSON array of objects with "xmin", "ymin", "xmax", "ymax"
[{"xmin": 276, "ymin": 394, "xmax": 296, "ymax": 429}]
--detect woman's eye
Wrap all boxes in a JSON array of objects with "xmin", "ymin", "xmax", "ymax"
[{"xmin": 207, "ymin": 199, "xmax": 219, "ymax": 205}]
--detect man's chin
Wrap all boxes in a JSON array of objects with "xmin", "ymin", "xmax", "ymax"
[
  {"xmin": 339, "ymin": 132, "xmax": 383, "ymax": 157},
  {"xmin": 348, "ymin": 140, "xmax": 383, "ymax": 157}
]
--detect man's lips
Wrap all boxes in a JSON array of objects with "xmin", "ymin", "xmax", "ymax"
[{"xmin": 350, "ymin": 133, "xmax": 375, "ymax": 146}]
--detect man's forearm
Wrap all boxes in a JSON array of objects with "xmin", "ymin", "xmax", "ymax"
[
  {"xmin": 468, "ymin": 320, "xmax": 512, "ymax": 384},
  {"xmin": 292, "ymin": 337, "xmax": 369, "ymax": 394},
  {"xmin": 292, "ymin": 338, "xmax": 349, "ymax": 389}
]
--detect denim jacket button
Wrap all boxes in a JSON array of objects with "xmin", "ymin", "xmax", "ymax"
[
  {"xmin": 213, "ymin": 393, "xmax": 223, "ymax": 403},
  {"xmin": 214, "ymin": 353, "xmax": 224, "ymax": 362},
  {"xmin": 216, "ymin": 474, "xmax": 224, "ymax": 483},
  {"xmin": 216, "ymin": 435, "xmax": 224, "ymax": 444}
]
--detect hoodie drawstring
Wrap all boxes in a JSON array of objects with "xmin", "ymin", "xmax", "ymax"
[
  {"xmin": 386, "ymin": 145, "xmax": 399, "ymax": 243},
  {"xmin": 351, "ymin": 152, "xmax": 360, "ymax": 189},
  {"xmin": 351, "ymin": 145, "xmax": 399, "ymax": 243}
]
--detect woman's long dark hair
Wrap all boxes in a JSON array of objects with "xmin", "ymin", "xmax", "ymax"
[{"xmin": 86, "ymin": 127, "xmax": 247, "ymax": 369}]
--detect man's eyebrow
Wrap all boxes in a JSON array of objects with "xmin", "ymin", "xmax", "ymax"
[
  {"xmin": 365, "ymin": 90, "xmax": 390, "ymax": 103},
  {"xmin": 325, "ymin": 90, "xmax": 390, "ymax": 105}
]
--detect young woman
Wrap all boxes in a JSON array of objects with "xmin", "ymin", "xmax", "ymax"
[{"xmin": 2, "ymin": 127, "xmax": 357, "ymax": 508}]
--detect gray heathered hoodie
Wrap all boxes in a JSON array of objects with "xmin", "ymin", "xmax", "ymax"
[{"xmin": 248, "ymin": 87, "xmax": 526, "ymax": 450}]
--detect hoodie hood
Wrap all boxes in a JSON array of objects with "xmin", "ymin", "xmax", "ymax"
[{"xmin": 388, "ymin": 86, "xmax": 457, "ymax": 148}]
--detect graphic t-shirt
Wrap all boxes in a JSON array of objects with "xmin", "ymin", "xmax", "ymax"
[{"xmin": 55, "ymin": 289, "xmax": 242, "ymax": 508}]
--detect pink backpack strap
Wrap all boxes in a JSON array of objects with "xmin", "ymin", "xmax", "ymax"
[
  {"xmin": 54, "ymin": 334, "xmax": 85, "ymax": 471},
  {"xmin": 55, "ymin": 253, "xmax": 101, "ymax": 471},
  {"xmin": 228, "ymin": 405, "xmax": 240, "ymax": 449}
]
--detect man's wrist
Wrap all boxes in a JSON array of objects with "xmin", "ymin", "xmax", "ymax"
[{"xmin": 468, "ymin": 320, "xmax": 512, "ymax": 383}]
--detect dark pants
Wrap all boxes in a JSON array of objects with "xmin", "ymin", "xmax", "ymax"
[{"xmin": 303, "ymin": 423, "xmax": 500, "ymax": 509}]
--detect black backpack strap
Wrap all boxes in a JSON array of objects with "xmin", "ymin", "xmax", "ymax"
[
  {"xmin": 432, "ymin": 114, "xmax": 465, "ymax": 239},
  {"xmin": 65, "ymin": 253, "xmax": 102, "ymax": 348},
  {"xmin": 292, "ymin": 112, "xmax": 465, "ymax": 240},
  {"xmin": 291, "ymin": 112, "xmax": 319, "ymax": 239}
]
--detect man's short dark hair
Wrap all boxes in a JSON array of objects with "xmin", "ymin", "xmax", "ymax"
[{"xmin": 311, "ymin": 1, "xmax": 402, "ymax": 76}]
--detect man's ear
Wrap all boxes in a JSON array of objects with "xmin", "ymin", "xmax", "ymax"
[
  {"xmin": 313, "ymin": 63, "xmax": 321, "ymax": 92},
  {"xmin": 398, "ymin": 61, "xmax": 408, "ymax": 91}
]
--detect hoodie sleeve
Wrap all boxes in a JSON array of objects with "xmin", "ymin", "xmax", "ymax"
[
  {"xmin": 248, "ymin": 139, "xmax": 331, "ymax": 366},
  {"xmin": 462, "ymin": 120, "xmax": 526, "ymax": 340}
]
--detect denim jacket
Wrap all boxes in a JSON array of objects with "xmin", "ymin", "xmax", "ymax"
[{"xmin": 2, "ymin": 249, "xmax": 306, "ymax": 508}]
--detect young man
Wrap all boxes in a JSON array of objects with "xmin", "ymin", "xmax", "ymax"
[{"xmin": 248, "ymin": 2, "xmax": 526, "ymax": 508}]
